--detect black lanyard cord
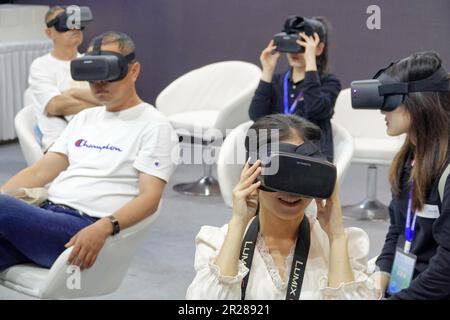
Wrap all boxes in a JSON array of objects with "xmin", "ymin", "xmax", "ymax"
[{"xmin": 239, "ymin": 215, "xmax": 311, "ymax": 300}]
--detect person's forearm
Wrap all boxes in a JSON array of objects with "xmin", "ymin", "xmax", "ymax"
[
  {"xmin": 300, "ymin": 76, "xmax": 340, "ymax": 121},
  {"xmin": 1, "ymin": 153, "xmax": 67, "ymax": 193},
  {"xmin": 67, "ymin": 88, "xmax": 101, "ymax": 106},
  {"xmin": 1, "ymin": 166, "xmax": 49, "ymax": 191},
  {"xmin": 215, "ymin": 217, "xmax": 248, "ymax": 277},
  {"xmin": 61, "ymin": 99, "xmax": 94, "ymax": 115},
  {"xmin": 328, "ymin": 233, "xmax": 355, "ymax": 288},
  {"xmin": 305, "ymin": 56, "xmax": 318, "ymax": 72},
  {"xmin": 248, "ymin": 81, "xmax": 274, "ymax": 121},
  {"xmin": 45, "ymin": 95, "xmax": 95, "ymax": 117},
  {"xmin": 376, "ymin": 204, "xmax": 400, "ymax": 273},
  {"xmin": 261, "ymin": 67, "xmax": 275, "ymax": 83},
  {"xmin": 372, "ymin": 272, "xmax": 390, "ymax": 298},
  {"xmin": 97, "ymin": 191, "xmax": 161, "ymax": 237}
]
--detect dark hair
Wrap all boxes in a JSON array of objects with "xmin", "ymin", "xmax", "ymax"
[
  {"xmin": 387, "ymin": 51, "xmax": 450, "ymax": 211},
  {"xmin": 312, "ymin": 16, "xmax": 331, "ymax": 75},
  {"xmin": 246, "ymin": 114, "xmax": 321, "ymax": 153},
  {"xmin": 88, "ymin": 31, "xmax": 137, "ymax": 63},
  {"xmin": 45, "ymin": 6, "xmax": 64, "ymax": 24}
]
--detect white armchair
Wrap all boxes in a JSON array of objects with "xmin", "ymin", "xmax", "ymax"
[
  {"xmin": 217, "ymin": 121, "xmax": 253, "ymax": 207},
  {"xmin": 156, "ymin": 61, "xmax": 261, "ymax": 196},
  {"xmin": 333, "ymin": 88, "xmax": 405, "ymax": 220},
  {"xmin": 0, "ymin": 206, "xmax": 161, "ymax": 299},
  {"xmin": 14, "ymin": 104, "xmax": 44, "ymax": 166}
]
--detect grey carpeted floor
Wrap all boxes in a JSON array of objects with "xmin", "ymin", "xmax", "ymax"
[{"xmin": 0, "ymin": 141, "xmax": 390, "ymax": 300}]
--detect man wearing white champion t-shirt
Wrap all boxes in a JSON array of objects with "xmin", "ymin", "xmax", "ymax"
[
  {"xmin": 25, "ymin": 6, "xmax": 101, "ymax": 151},
  {"xmin": 0, "ymin": 32, "xmax": 179, "ymax": 272}
]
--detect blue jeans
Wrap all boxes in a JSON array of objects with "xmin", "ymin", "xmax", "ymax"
[{"xmin": 0, "ymin": 194, "xmax": 98, "ymax": 271}]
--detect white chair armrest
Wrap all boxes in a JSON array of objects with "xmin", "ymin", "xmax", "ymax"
[{"xmin": 40, "ymin": 210, "xmax": 160, "ymax": 299}]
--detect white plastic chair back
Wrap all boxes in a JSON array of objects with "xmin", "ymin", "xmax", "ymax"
[
  {"xmin": 0, "ymin": 205, "xmax": 161, "ymax": 299},
  {"xmin": 217, "ymin": 121, "xmax": 253, "ymax": 207},
  {"xmin": 14, "ymin": 105, "xmax": 43, "ymax": 165},
  {"xmin": 332, "ymin": 88, "xmax": 404, "ymax": 165},
  {"xmin": 331, "ymin": 120, "xmax": 354, "ymax": 182},
  {"xmin": 156, "ymin": 61, "xmax": 261, "ymax": 134}
]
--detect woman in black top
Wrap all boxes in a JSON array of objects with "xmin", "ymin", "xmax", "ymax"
[
  {"xmin": 249, "ymin": 16, "xmax": 341, "ymax": 162},
  {"xmin": 373, "ymin": 52, "xmax": 450, "ymax": 299}
]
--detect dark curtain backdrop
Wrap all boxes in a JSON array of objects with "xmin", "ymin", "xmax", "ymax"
[{"xmin": 14, "ymin": 0, "xmax": 450, "ymax": 104}]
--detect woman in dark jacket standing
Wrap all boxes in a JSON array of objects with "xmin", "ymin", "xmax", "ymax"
[
  {"xmin": 372, "ymin": 52, "xmax": 450, "ymax": 299},
  {"xmin": 249, "ymin": 16, "xmax": 341, "ymax": 162}
]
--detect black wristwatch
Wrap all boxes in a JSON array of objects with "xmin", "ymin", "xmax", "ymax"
[{"xmin": 108, "ymin": 215, "xmax": 120, "ymax": 236}]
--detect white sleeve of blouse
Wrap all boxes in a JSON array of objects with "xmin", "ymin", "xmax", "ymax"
[
  {"xmin": 186, "ymin": 225, "xmax": 250, "ymax": 300},
  {"xmin": 318, "ymin": 227, "xmax": 381, "ymax": 300}
]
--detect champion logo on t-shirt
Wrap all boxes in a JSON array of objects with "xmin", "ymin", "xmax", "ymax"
[{"xmin": 74, "ymin": 139, "xmax": 123, "ymax": 152}]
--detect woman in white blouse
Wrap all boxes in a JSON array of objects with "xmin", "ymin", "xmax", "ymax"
[{"xmin": 186, "ymin": 114, "xmax": 379, "ymax": 300}]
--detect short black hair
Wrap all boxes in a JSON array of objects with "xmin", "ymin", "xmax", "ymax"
[
  {"xmin": 45, "ymin": 6, "xmax": 65, "ymax": 24},
  {"xmin": 88, "ymin": 31, "xmax": 136, "ymax": 62},
  {"xmin": 245, "ymin": 114, "xmax": 322, "ymax": 154}
]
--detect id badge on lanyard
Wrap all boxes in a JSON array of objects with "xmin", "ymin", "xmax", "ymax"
[
  {"xmin": 388, "ymin": 180, "xmax": 418, "ymax": 295},
  {"xmin": 283, "ymin": 71, "xmax": 304, "ymax": 115},
  {"xmin": 388, "ymin": 248, "xmax": 417, "ymax": 295}
]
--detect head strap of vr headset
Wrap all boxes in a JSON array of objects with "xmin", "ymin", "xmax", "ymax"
[
  {"xmin": 46, "ymin": 10, "xmax": 67, "ymax": 28},
  {"xmin": 91, "ymin": 35, "xmax": 136, "ymax": 63},
  {"xmin": 375, "ymin": 63, "xmax": 450, "ymax": 97},
  {"xmin": 282, "ymin": 16, "xmax": 327, "ymax": 42}
]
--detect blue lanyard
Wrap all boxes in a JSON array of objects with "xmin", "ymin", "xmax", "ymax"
[
  {"xmin": 283, "ymin": 71, "xmax": 304, "ymax": 115},
  {"xmin": 404, "ymin": 182, "xmax": 417, "ymax": 253}
]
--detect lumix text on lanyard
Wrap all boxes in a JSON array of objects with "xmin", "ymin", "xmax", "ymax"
[
  {"xmin": 239, "ymin": 215, "xmax": 311, "ymax": 300},
  {"xmin": 283, "ymin": 70, "xmax": 304, "ymax": 115}
]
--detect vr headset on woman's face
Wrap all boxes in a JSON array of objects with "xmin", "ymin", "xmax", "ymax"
[
  {"xmin": 247, "ymin": 139, "xmax": 337, "ymax": 199},
  {"xmin": 70, "ymin": 35, "xmax": 136, "ymax": 82},
  {"xmin": 273, "ymin": 15, "xmax": 326, "ymax": 53},
  {"xmin": 351, "ymin": 62, "xmax": 450, "ymax": 112},
  {"xmin": 46, "ymin": 6, "xmax": 93, "ymax": 32}
]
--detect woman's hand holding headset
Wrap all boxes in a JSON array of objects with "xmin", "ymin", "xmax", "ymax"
[
  {"xmin": 297, "ymin": 32, "xmax": 321, "ymax": 72},
  {"xmin": 315, "ymin": 181, "xmax": 346, "ymax": 242},
  {"xmin": 231, "ymin": 159, "xmax": 262, "ymax": 227},
  {"xmin": 215, "ymin": 160, "xmax": 261, "ymax": 277},
  {"xmin": 316, "ymin": 181, "xmax": 356, "ymax": 287},
  {"xmin": 260, "ymin": 32, "xmax": 321, "ymax": 83},
  {"xmin": 260, "ymin": 40, "xmax": 280, "ymax": 83}
]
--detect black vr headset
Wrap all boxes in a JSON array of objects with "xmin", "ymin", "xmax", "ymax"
[
  {"xmin": 351, "ymin": 62, "xmax": 450, "ymax": 112},
  {"xmin": 70, "ymin": 35, "xmax": 136, "ymax": 82},
  {"xmin": 273, "ymin": 16, "xmax": 326, "ymax": 53},
  {"xmin": 46, "ymin": 6, "xmax": 93, "ymax": 32},
  {"xmin": 246, "ymin": 138, "xmax": 337, "ymax": 199}
]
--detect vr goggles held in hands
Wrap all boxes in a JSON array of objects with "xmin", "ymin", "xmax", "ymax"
[
  {"xmin": 247, "ymin": 139, "xmax": 337, "ymax": 199},
  {"xmin": 46, "ymin": 6, "xmax": 93, "ymax": 32},
  {"xmin": 351, "ymin": 62, "xmax": 450, "ymax": 112},
  {"xmin": 70, "ymin": 35, "xmax": 136, "ymax": 82},
  {"xmin": 273, "ymin": 16, "xmax": 326, "ymax": 53}
]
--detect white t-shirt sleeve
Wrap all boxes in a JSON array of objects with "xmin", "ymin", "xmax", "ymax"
[
  {"xmin": 28, "ymin": 57, "xmax": 62, "ymax": 114},
  {"xmin": 48, "ymin": 113, "xmax": 80, "ymax": 155},
  {"xmin": 186, "ymin": 225, "xmax": 249, "ymax": 300},
  {"xmin": 133, "ymin": 123, "xmax": 179, "ymax": 183},
  {"xmin": 318, "ymin": 227, "xmax": 380, "ymax": 300}
]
